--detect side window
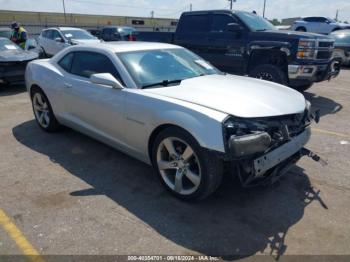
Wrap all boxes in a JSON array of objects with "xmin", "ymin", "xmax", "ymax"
[
  {"xmin": 318, "ymin": 17, "xmax": 327, "ymax": 23},
  {"xmin": 58, "ymin": 52, "xmax": 74, "ymax": 72},
  {"xmin": 212, "ymin": 14, "xmax": 237, "ymax": 32},
  {"xmin": 70, "ymin": 51, "xmax": 122, "ymax": 83},
  {"xmin": 304, "ymin": 17, "xmax": 317, "ymax": 22},
  {"xmin": 46, "ymin": 30, "xmax": 54, "ymax": 40},
  {"xmin": 178, "ymin": 15, "xmax": 210, "ymax": 33},
  {"xmin": 52, "ymin": 30, "xmax": 63, "ymax": 41}
]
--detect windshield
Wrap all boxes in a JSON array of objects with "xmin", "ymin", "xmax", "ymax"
[
  {"xmin": 0, "ymin": 30, "xmax": 12, "ymax": 39},
  {"xmin": 0, "ymin": 38, "xmax": 20, "ymax": 51},
  {"xmin": 236, "ymin": 12, "xmax": 276, "ymax": 31},
  {"xmin": 118, "ymin": 27, "xmax": 137, "ymax": 36},
  {"xmin": 331, "ymin": 32, "xmax": 350, "ymax": 45},
  {"xmin": 61, "ymin": 29, "xmax": 95, "ymax": 40},
  {"xmin": 117, "ymin": 48, "xmax": 221, "ymax": 88}
]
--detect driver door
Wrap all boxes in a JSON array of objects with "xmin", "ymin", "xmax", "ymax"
[
  {"xmin": 205, "ymin": 13, "xmax": 246, "ymax": 74},
  {"xmin": 58, "ymin": 51, "xmax": 127, "ymax": 147}
]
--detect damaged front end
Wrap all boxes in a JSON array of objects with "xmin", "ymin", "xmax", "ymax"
[{"xmin": 222, "ymin": 102, "xmax": 325, "ymax": 187}]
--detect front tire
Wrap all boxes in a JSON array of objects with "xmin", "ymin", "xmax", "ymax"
[
  {"xmin": 152, "ymin": 127, "xmax": 223, "ymax": 200},
  {"xmin": 31, "ymin": 87, "xmax": 61, "ymax": 132},
  {"xmin": 249, "ymin": 64, "xmax": 288, "ymax": 86}
]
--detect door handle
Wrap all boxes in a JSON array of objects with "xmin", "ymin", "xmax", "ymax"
[{"xmin": 64, "ymin": 83, "xmax": 73, "ymax": 88}]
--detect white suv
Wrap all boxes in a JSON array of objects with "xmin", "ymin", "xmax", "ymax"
[
  {"xmin": 291, "ymin": 17, "xmax": 350, "ymax": 35},
  {"xmin": 38, "ymin": 27, "xmax": 101, "ymax": 57}
]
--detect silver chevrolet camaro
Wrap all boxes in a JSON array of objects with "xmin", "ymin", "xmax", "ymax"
[{"xmin": 25, "ymin": 42, "xmax": 316, "ymax": 200}]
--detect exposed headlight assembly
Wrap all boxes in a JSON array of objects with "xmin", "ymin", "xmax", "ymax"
[{"xmin": 223, "ymin": 117, "xmax": 271, "ymax": 158}]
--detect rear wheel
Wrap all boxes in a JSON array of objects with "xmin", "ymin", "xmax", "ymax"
[
  {"xmin": 152, "ymin": 127, "xmax": 223, "ymax": 200},
  {"xmin": 31, "ymin": 87, "xmax": 61, "ymax": 132},
  {"xmin": 249, "ymin": 64, "xmax": 288, "ymax": 86}
]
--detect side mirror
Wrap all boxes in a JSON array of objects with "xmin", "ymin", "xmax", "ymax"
[
  {"xmin": 226, "ymin": 23, "xmax": 244, "ymax": 32},
  {"xmin": 55, "ymin": 37, "xmax": 64, "ymax": 43},
  {"xmin": 27, "ymin": 45, "xmax": 36, "ymax": 50},
  {"xmin": 90, "ymin": 73, "xmax": 123, "ymax": 89}
]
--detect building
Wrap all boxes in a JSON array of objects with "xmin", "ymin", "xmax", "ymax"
[{"xmin": 0, "ymin": 10, "xmax": 179, "ymax": 36}]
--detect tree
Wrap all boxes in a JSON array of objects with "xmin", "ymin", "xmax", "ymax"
[{"xmin": 269, "ymin": 18, "xmax": 281, "ymax": 26}]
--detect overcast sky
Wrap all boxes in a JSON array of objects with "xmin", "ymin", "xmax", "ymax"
[{"xmin": 1, "ymin": 0, "xmax": 350, "ymax": 21}]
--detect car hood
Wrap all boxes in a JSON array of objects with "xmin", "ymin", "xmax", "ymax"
[
  {"xmin": 144, "ymin": 74, "xmax": 306, "ymax": 118},
  {"xmin": 0, "ymin": 49, "xmax": 38, "ymax": 62}
]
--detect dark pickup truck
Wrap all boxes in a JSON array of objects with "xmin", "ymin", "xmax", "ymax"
[{"xmin": 138, "ymin": 10, "xmax": 340, "ymax": 91}]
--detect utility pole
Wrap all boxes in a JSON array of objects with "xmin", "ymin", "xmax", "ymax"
[
  {"xmin": 62, "ymin": 0, "xmax": 67, "ymax": 24},
  {"xmin": 263, "ymin": 0, "xmax": 267, "ymax": 18},
  {"xmin": 335, "ymin": 9, "xmax": 339, "ymax": 21},
  {"xmin": 151, "ymin": 10, "xmax": 154, "ymax": 18},
  {"xmin": 190, "ymin": 3, "xmax": 192, "ymax": 11}
]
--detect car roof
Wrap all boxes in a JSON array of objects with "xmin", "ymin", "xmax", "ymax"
[
  {"xmin": 44, "ymin": 27, "xmax": 86, "ymax": 31},
  {"xmin": 73, "ymin": 41, "xmax": 182, "ymax": 53}
]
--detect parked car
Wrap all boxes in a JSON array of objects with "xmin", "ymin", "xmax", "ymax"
[
  {"xmin": 291, "ymin": 17, "xmax": 350, "ymax": 34},
  {"xmin": 136, "ymin": 10, "xmax": 340, "ymax": 92},
  {"xmin": 331, "ymin": 30, "xmax": 350, "ymax": 66},
  {"xmin": 87, "ymin": 28, "xmax": 102, "ymax": 39},
  {"xmin": 101, "ymin": 26, "xmax": 138, "ymax": 41},
  {"xmin": 0, "ymin": 37, "xmax": 38, "ymax": 85},
  {"xmin": 0, "ymin": 27, "xmax": 12, "ymax": 39},
  {"xmin": 38, "ymin": 27, "xmax": 101, "ymax": 57},
  {"xmin": 25, "ymin": 42, "xmax": 320, "ymax": 200}
]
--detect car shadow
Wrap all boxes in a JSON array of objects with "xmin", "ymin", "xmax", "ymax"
[
  {"xmin": 12, "ymin": 120, "xmax": 328, "ymax": 259},
  {"xmin": 0, "ymin": 84, "xmax": 26, "ymax": 97},
  {"xmin": 303, "ymin": 92, "xmax": 342, "ymax": 118}
]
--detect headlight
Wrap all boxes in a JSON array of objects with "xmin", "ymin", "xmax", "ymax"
[
  {"xmin": 297, "ymin": 39, "xmax": 316, "ymax": 59},
  {"xmin": 223, "ymin": 117, "xmax": 271, "ymax": 157}
]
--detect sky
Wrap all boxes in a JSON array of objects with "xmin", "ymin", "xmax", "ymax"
[{"xmin": 0, "ymin": 0, "xmax": 350, "ymax": 21}]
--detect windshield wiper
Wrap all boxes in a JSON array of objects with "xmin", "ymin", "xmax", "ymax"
[
  {"xmin": 256, "ymin": 29, "xmax": 267, "ymax": 31},
  {"xmin": 141, "ymin": 79, "xmax": 183, "ymax": 89}
]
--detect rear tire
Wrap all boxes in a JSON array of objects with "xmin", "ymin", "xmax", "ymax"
[
  {"xmin": 31, "ymin": 87, "xmax": 61, "ymax": 132},
  {"xmin": 152, "ymin": 127, "xmax": 223, "ymax": 200},
  {"xmin": 249, "ymin": 64, "xmax": 288, "ymax": 86}
]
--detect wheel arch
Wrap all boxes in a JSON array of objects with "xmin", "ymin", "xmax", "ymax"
[
  {"xmin": 147, "ymin": 124, "xmax": 184, "ymax": 164},
  {"xmin": 29, "ymin": 84, "xmax": 43, "ymax": 97},
  {"xmin": 248, "ymin": 48, "xmax": 288, "ymax": 74},
  {"xmin": 146, "ymin": 110, "xmax": 226, "ymax": 164},
  {"xmin": 295, "ymin": 26, "xmax": 307, "ymax": 31}
]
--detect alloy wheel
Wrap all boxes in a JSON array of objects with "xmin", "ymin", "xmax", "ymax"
[
  {"xmin": 33, "ymin": 92, "xmax": 50, "ymax": 128},
  {"xmin": 156, "ymin": 137, "xmax": 202, "ymax": 195}
]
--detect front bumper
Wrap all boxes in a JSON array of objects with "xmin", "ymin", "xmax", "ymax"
[
  {"xmin": 288, "ymin": 59, "xmax": 340, "ymax": 83},
  {"xmin": 253, "ymin": 127, "xmax": 311, "ymax": 176},
  {"xmin": 333, "ymin": 48, "xmax": 350, "ymax": 66},
  {"xmin": 0, "ymin": 61, "xmax": 30, "ymax": 84}
]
